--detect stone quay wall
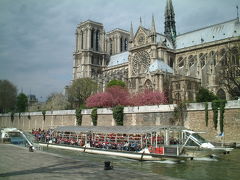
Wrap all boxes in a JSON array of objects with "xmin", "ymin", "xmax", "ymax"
[{"xmin": 0, "ymin": 101, "xmax": 239, "ymax": 143}]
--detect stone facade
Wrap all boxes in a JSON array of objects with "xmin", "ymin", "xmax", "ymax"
[
  {"xmin": 1, "ymin": 101, "xmax": 239, "ymax": 143},
  {"xmin": 72, "ymin": 0, "xmax": 240, "ymax": 102}
]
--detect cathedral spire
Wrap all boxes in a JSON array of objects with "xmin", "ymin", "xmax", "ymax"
[
  {"xmin": 151, "ymin": 14, "xmax": 156, "ymax": 34},
  {"xmin": 140, "ymin": 16, "xmax": 142, "ymax": 26},
  {"xmin": 130, "ymin": 22, "xmax": 134, "ymax": 42},
  {"xmin": 164, "ymin": 0, "xmax": 176, "ymax": 47}
]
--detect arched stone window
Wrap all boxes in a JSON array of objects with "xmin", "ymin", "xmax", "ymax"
[
  {"xmin": 217, "ymin": 89, "xmax": 226, "ymax": 100},
  {"xmin": 144, "ymin": 79, "xmax": 153, "ymax": 90},
  {"xmin": 81, "ymin": 30, "xmax": 83, "ymax": 49},
  {"xmin": 176, "ymin": 83, "xmax": 180, "ymax": 90},
  {"xmin": 178, "ymin": 57, "xmax": 184, "ymax": 67},
  {"xmin": 110, "ymin": 38, "xmax": 113, "ymax": 55},
  {"xmin": 187, "ymin": 82, "xmax": 192, "ymax": 89},
  {"xmin": 231, "ymin": 47, "xmax": 239, "ymax": 65},
  {"xmin": 124, "ymin": 38, "xmax": 128, "ymax": 51},
  {"xmin": 96, "ymin": 30, "xmax": 99, "ymax": 51},
  {"xmin": 169, "ymin": 57, "xmax": 174, "ymax": 68},
  {"xmin": 120, "ymin": 37, "xmax": 123, "ymax": 52},
  {"xmin": 188, "ymin": 55, "xmax": 194, "ymax": 68},
  {"xmin": 209, "ymin": 51, "xmax": 216, "ymax": 66},
  {"xmin": 175, "ymin": 92, "xmax": 181, "ymax": 104},
  {"xmin": 220, "ymin": 48, "xmax": 227, "ymax": 66},
  {"xmin": 199, "ymin": 53, "xmax": 206, "ymax": 68},
  {"xmin": 91, "ymin": 29, "xmax": 94, "ymax": 49}
]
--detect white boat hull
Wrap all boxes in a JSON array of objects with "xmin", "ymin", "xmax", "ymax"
[{"xmin": 39, "ymin": 143, "xmax": 190, "ymax": 161}]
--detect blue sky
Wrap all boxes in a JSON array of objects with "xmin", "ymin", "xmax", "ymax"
[{"xmin": 0, "ymin": 0, "xmax": 239, "ymax": 101}]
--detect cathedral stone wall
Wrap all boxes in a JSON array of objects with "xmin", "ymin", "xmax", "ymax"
[{"xmin": 0, "ymin": 101, "xmax": 239, "ymax": 143}]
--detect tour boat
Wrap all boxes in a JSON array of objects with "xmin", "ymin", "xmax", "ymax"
[
  {"xmin": 0, "ymin": 128, "xmax": 34, "ymax": 147},
  {"xmin": 38, "ymin": 126, "xmax": 233, "ymax": 161}
]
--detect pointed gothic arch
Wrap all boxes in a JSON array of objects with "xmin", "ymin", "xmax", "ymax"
[
  {"xmin": 217, "ymin": 88, "xmax": 226, "ymax": 100},
  {"xmin": 144, "ymin": 79, "xmax": 153, "ymax": 90}
]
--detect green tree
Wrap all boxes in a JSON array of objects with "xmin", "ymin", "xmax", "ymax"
[
  {"xmin": 196, "ymin": 87, "xmax": 218, "ymax": 102},
  {"xmin": 106, "ymin": 79, "xmax": 126, "ymax": 88},
  {"xmin": 67, "ymin": 78, "xmax": 97, "ymax": 107},
  {"xmin": 16, "ymin": 93, "xmax": 28, "ymax": 112},
  {"xmin": 0, "ymin": 80, "xmax": 17, "ymax": 113}
]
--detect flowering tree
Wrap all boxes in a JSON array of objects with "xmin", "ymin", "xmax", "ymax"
[
  {"xmin": 86, "ymin": 86, "xmax": 130, "ymax": 108},
  {"xmin": 106, "ymin": 86, "xmax": 130, "ymax": 106},
  {"xmin": 86, "ymin": 87, "xmax": 167, "ymax": 108},
  {"xmin": 130, "ymin": 90, "xmax": 167, "ymax": 106},
  {"xmin": 86, "ymin": 92, "xmax": 113, "ymax": 108}
]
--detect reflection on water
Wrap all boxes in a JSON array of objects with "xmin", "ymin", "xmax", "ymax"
[{"xmin": 44, "ymin": 147, "xmax": 240, "ymax": 180}]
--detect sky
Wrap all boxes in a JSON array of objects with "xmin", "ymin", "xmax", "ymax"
[{"xmin": 0, "ymin": 0, "xmax": 239, "ymax": 101}]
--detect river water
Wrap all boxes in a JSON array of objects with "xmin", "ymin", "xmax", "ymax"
[{"xmin": 44, "ymin": 148, "xmax": 240, "ymax": 180}]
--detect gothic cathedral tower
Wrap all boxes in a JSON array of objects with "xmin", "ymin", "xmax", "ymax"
[
  {"xmin": 73, "ymin": 20, "xmax": 107, "ymax": 81},
  {"xmin": 164, "ymin": 0, "xmax": 176, "ymax": 48}
]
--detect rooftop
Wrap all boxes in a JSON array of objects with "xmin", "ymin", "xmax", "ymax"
[
  {"xmin": 54, "ymin": 125, "xmax": 185, "ymax": 134},
  {"xmin": 176, "ymin": 18, "xmax": 240, "ymax": 49},
  {"xmin": 149, "ymin": 59, "xmax": 174, "ymax": 73},
  {"xmin": 107, "ymin": 51, "xmax": 129, "ymax": 67}
]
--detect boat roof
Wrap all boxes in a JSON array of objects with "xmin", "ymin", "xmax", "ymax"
[{"xmin": 54, "ymin": 126, "xmax": 185, "ymax": 134}]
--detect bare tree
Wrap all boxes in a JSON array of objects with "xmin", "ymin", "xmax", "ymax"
[
  {"xmin": 218, "ymin": 43, "xmax": 240, "ymax": 99},
  {"xmin": 45, "ymin": 93, "xmax": 70, "ymax": 110}
]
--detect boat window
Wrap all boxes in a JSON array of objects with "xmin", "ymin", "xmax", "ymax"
[
  {"xmin": 192, "ymin": 133, "xmax": 207, "ymax": 144},
  {"xmin": 8, "ymin": 132, "xmax": 22, "ymax": 137},
  {"xmin": 186, "ymin": 138, "xmax": 198, "ymax": 146}
]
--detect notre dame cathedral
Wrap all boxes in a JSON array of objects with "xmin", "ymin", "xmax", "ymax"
[{"xmin": 72, "ymin": 0, "xmax": 240, "ymax": 103}]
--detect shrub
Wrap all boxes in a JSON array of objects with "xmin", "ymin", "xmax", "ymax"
[
  {"xmin": 212, "ymin": 100, "xmax": 226, "ymax": 132},
  {"xmin": 42, "ymin": 110, "xmax": 46, "ymax": 121},
  {"xmin": 106, "ymin": 80, "xmax": 126, "ymax": 88},
  {"xmin": 91, "ymin": 108, "xmax": 98, "ymax": 126},
  {"xmin": 76, "ymin": 107, "xmax": 82, "ymax": 126},
  {"xmin": 113, "ymin": 105, "xmax": 124, "ymax": 126},
  {"xmin": 196, "ymin": 87, "xmax": 218, "ymax": 102},
  {"xmin": 10, "ymin": 112, "xmax": 14, "ymax": 123}
]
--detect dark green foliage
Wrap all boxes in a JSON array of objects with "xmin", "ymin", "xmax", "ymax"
[
  {"xmin": 205, "ymin": 102, "xmax": 209, "ymax": 127},
  {"xmin": 196, "ymin": 87, "xmax": 218, "ymax": 102},
  {"xmin": 16, "ymin": 93, "xmax": 28, "ymax": 112},
  {"xmin": 212, "ymin": 100, "xmax": 219, "ymax": 130},
  {"xmin": 76, "ymin": 107, "xmax": 82, "ymax": 126},
  {"xmin": 10, "ymin": 112, "xmax": 14, "ymax": 123},
  {"xmin": 212, "ymin": 100, "xmax": 226, "ymax": 132},
  {"xmin": 91, "ymin": 108, "xmax": 98, "ymax": 126},
  {"xmin": 219, "ymin": 100, "xmax": 227, "ymax": 134},
  {"xmin": 106, "ymin": 79, "xmax": 126, "ymax": 88},
  {"xmin": 113, "ymin": 105, "xmax": 124, "ymax": 126},
  {"xmin": 0, "ymin": 80, "xmax": 17, "ymax": 113},
  {"xmin": 42, "ymin": 110, "xmax": 46, "ymax": 121}
]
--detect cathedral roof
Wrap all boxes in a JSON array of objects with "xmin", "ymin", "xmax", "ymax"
[
  {"xmin": 157, "ymin": 33, "xmax": 174, "ymax": 49},
  {"xmin": 148, "ymin": 59, "xmax": 173, "ymax": 73},
  {"xmin": 176, "ymin": 18, "xmax": 240, "ymax": 49},
  {"xmin": 108, "ymin": 51, "xmax": 129, "ymax": 67}
]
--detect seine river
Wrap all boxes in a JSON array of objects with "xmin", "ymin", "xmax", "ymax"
[{"xmin": 45, "ymin": 148, "xmax": 240, "ymax": 180}]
